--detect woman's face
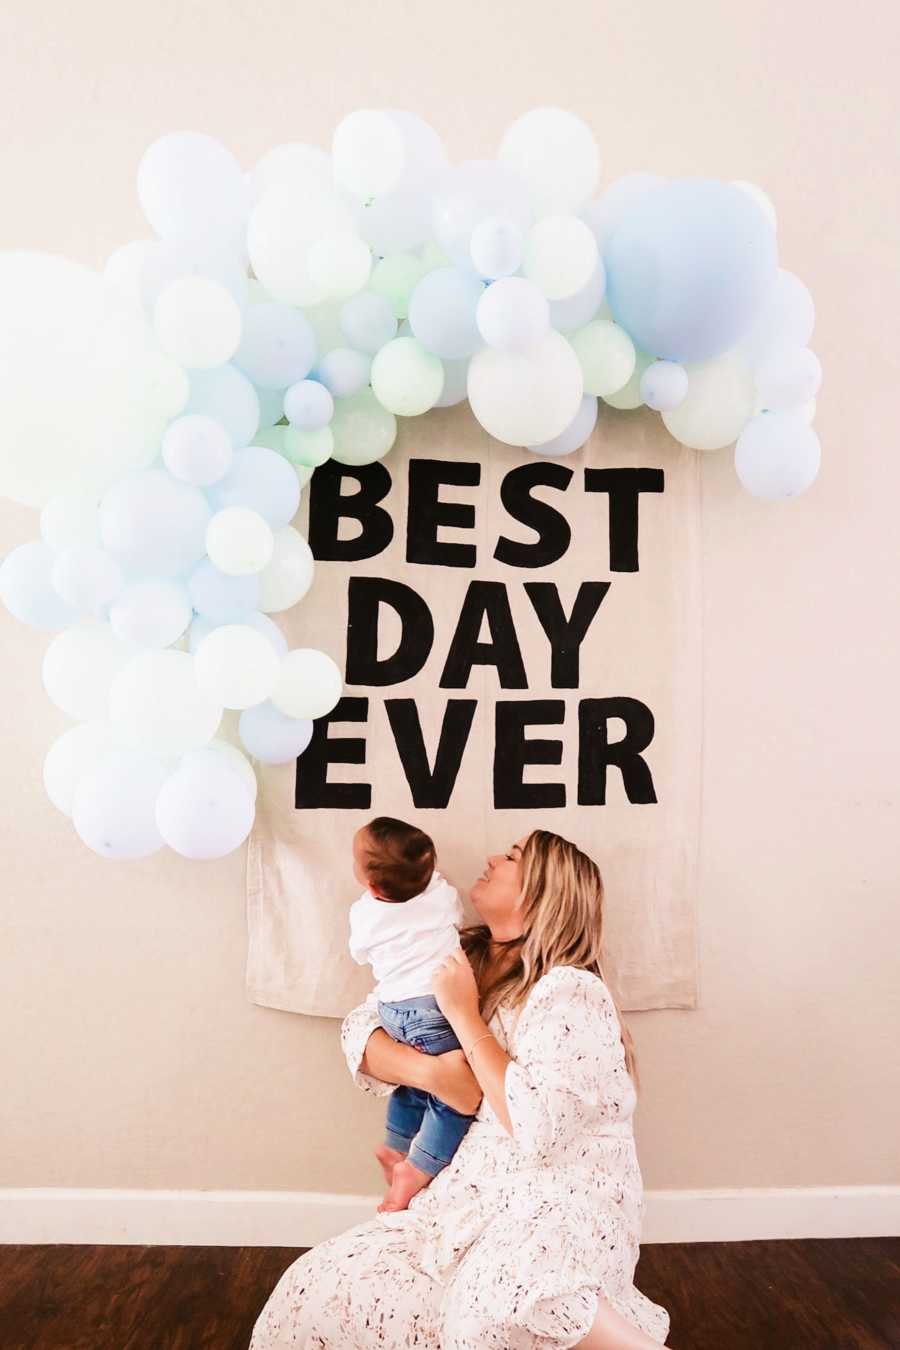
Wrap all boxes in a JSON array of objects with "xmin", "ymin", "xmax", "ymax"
[{"xmin": 469, "ymin": 834, "xmax": 530, "ymax": 939}]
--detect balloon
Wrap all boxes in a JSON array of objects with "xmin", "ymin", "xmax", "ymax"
[
  {"xmin": 43, "ymin": 624, "xmax": 135, "ymax": 720},
  {"xmin": 307, "ymin": 233, "xmax": 372, "ymax": 301},
  {"xmin": 248, "ymin": 142, "xmax": 333, "ymax": 204},
  {"xmin": 737, "ymin": 269, "xmax": 815, "ymax": 370},
  {"xmin": 522, "ymin": 216, "xmax": 598, "ymax": 300},
  {"xmin": 188, "ymin": 558, "xmax": 260, "ymax": 624},
  {"xmin": 548, "ymin": 261, "xmax": 606, "ymax": 334},
  {"xmin": 432, "ymin": 160, "xmax": 533, "ymax": 270},
  {"xmin": 239, "ymin": 699, "xmax": 314, "ymax": 764},
  {"xmin": 371, "ymin": 337, "xmax": 444, "ymax": 416},
  {"xmin": 602, "ymin": 350, "xmax": 654, "ymax": 410},
  {"xmin": 153, "ymin": 277, "xmax": 243, "ymax": 369},
  {"xmin": 51, "ymin": 545, "xmax": 124, "ymax": 616},
  {"xmin": 258, "ymin": 526, "xmax": 315, "ymax": 612},
  {"xmin": 248, "ymin": 181, "xmax": 356, "ymax": 306},
  {"xmin": 356, "ymin": 112, "xmax": 449, "ymax": 254},
  {"xmin": 243, "ymin": 611, "xmax": 289, "ymax": 658},
  {"xmin": 434, "ymin": 355, "xmax": 471, "ymax": 408},
  {"xmin": 570, "ymin": 320, "xmax": 636, "ymax": 397},
  {"xmin": 109, "ymin": 578, "xmax": 192, "ymax": 648},
  {"xmin": 109, "ymin": 649, "xmax": 222, "ymax": 754},
  {"xmin": 184, "ymin": 365, "xmax": 260, "ymax": 449},
  {"xmin": 208, "ymin": 445, "xmax": 301, "ymax": 528},
  {"xmin": 162, "ymin": 414, "xmax": 233, "ymax": 487},
  {"xmin": 40, "ymin": 492, "xmax": 99, "ymax": 552},
  {"xmin": 272, "ymin": 648, "xmax": 342, "ymax": 719},
  {"xmin": 284, "ymin": 379, "xmax": 334, "ymax": 430},
  {"xmin": 470, "ymin": 217, "xmax": 523, "ymax": 280},
  {"xmin": 232, "ymin": 302, "xmax": 317, "ymax": 389},
  {"xmin": 640, "ymin": 360, "xmax": 689, "ymax": 412},
  {"xmin": 332, "ymin": 110, "xmax": 406, "ymax": 198},
  {"xmin": 137, "ymin": 131, "xmax": 248, "ymax": 240},
  {"xmin": 315, "ymin": 348, "xmax": 372, "ymax": 399},
  {"xmin": 734, "ymin": 412, "xmax": 821, "ymax": 500},
  {"xmin": 499, "ymin": 108, "xmax": 600, "ymax": 215},
  {"xmin": 408, "ymin": 268, "xmax": 484, "ymax": 359},
  {"xmin": 528, "ymin": 395, "xmax": 598, "ymax": 457},
  {"xmin": 155, "ymin": 759, "xmax": 255, "ymax": 860},
  {"xmin": 476, "ymin": 278, "xmax": 550, "ymax": 354},
  {"xmin": 731, "ymin": 180, "xmax": 777, "ymax": 231},
  {"xmin": 339, "ymin": 291, "xmax": 398, "ymax": 355},
  {"xmin": 254, "ymin": 384, "xmax": 285, "ymax": 429},
  {"xmin": 0, "ymin": 541, "xmax": 78, "ymax": 630},
  {"xmin": 180, "ymin": 740, "xmax": 258, "ymax": 801},
  {"xmin": 43, "ymin": 721, "xmax": 119, "ymax": 816},
  {"xmin": 99, "ymin": 469, "xmax": 210, "ymax": 579},
  {"xmin": 661, "ymin": 353, "xmax": 755, "ymax": 450},
  {"xmin": 140, "ymin": 234, "xmax": 249, "ymax": 310},
  {"xmin": 369, "ymin": 252, "xmax": 429, "ymax": 319},
  {"xmin": 605, "ymin": 179, "xmax": 778, "ymax": 362},
  {"xmin": 753, "ymin": 345, "xmax": 822, "ymax": 412},
  {"xmin": 468, "ymin": 331, "xmax": 583, "ymax": 447},
  {"xmin": 0, "ymin": 252, "xmax": 188, "ymax": 508},
  {"xmin": 194, "ymin": 623, "xmax": 281, "ymax": 709},
  {"xmin": 580, "ymin": 173, "xmax": 663, "ymax": 249},
  {"xmin": 330, "ymin": 388, "xmax": 397, "ymax": 465},
  {"xmin": 73, "ymin": 748, "xmax": 171, "ymax": 860},
  {"xmin": 206, "ymin": 507, "xmax": 274, "ymax": 576},
  {"xmin": 104, "ymin": 239, "xmax": 154, "ymax": 306},
  {"xmin": 279, "ymin": 424, "xmax": 334, "ymax": 469}
]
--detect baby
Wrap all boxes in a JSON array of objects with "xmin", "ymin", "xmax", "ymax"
[{"xmin": 348, "ymin": 816, "xmax": 478, "ymax": 1213}]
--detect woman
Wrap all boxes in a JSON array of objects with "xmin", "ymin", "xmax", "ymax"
[{"xmin": 250, "ymin": 831, "xmax": 671, "ymax": 1349}]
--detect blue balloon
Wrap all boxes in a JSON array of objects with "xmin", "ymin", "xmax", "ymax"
[{"xmin": 604, "ymin": 179, "xmax": 777, "ymax": 363}]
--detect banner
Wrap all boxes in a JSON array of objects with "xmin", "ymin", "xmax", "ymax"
[{"xmin": 246, "ymin": 404, "xmax": 701, "ymax": 1017}]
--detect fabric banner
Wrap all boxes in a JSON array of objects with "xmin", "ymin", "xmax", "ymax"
[{"xmin": 246, "ymin": 404, "xmax": 701, "ymax": 1017}]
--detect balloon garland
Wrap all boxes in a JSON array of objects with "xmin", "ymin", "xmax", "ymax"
[{"xmin": 0, "ymin": 108, "xmax": 822, "ymax": 863}]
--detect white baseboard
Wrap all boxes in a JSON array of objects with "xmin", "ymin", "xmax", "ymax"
[{"xmin": 0, "ymin": 1185, "xmax": 897, "ymax": 1248}]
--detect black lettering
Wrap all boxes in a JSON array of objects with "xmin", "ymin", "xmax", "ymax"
[
  {"xmin": 440, "ymin": 581, "xmax": 527, "ymax": 689},
  {"xmin": 583, "ymin": 468, "xmax": 664, "ymax": 572},
  {"xmin": 385, "ymin": 699, "xmax": 477, "ymax": 808},
  {"xmin": 346, "ymin": 578, "xmax": 434, "ymax": 686},
  {"xmin": 577, "ymin": 697, "xmax": 658, "ymax": 804},
  {"xmin": 308, "ymin": 460, "xmax": 393, "ymax": 561},
  {"xmin": 406, "ymin": 458, "xmax": 480, "ymax": 567},
  {"xmin": 494, "ymin": 700, "xmax": 565, "ymax": 808},
  {"xmin": 494, "ymin": 461, "xmax": 573, "ymax": 568},
  {"xmin": 524, "ymin": 582, "xmax": 610, "ymax": 687},
  {"xmin": 295, "ymin": 696, "xmax": 371, "ymax": 809}
]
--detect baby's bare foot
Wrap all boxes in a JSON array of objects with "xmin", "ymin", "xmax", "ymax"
[
  {"xmin": 374, "ymin": 1144, "xmax": 406, "ymax": 1186},
  {"xmin": 377, "ymin": 1158, "xmax": 432, "ymax": 1213}
]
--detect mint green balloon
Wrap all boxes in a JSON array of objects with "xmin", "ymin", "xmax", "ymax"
[
  {"xmin": 282, "ymin": 425, "xmax": 334, "ymax": 468},
  {"xmin": 570, "ymin": 320, "xmax": 635, "ymax": 397},
  {"xmin": 369, "ymin": 253, "xmax": 429, "ymax": 319},
  {"xmin": 603, "ymin": 351, "xmax": 654, "ymax": 410},
  {"xmin": 371, "ymin": 337, "xmax": 444, "ymax": 416},
  {"xmin": 330, "ymin": 389, "xmax": 397, "ymax": 465}
]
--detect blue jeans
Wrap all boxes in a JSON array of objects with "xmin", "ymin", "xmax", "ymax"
[{"xmin": 377, "ymin": 994, "xmax": 477, "ymax": 1178}]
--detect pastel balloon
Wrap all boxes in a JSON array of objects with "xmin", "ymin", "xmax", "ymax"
[
  {"xmin": 570, "ymin": 320, "xmax": 636, "ymax": 398},
  {"xmin": 315, "ymin": 348, "xmax": 372, "ymax": 399},
  {"xmin": 137, "ymin": 131, "xmax": 248, "ymax": 240},
  {"xmin": 188, "ymin": 558, "xmax": 260, "ymax": 624},
  {"xmin": 284, "ymin": 379, "xmax": 334, "ymax": 430},
  {"xmin": 255, "ymin": 385, "xmax": 286, "ymax": 429},
  {"xmin": 662, "ymin": 353, "xmax": 755, "ymax": 450},
  {"xmin": 243, "ymin": 611, "xmax": 289, "ymax": 658},
  {"xmin": 258, "ymin": 526, "xmax": 315, "ymax": 612},
  {"xmin": 233, "ymin": 302, "xmax": 317, "ymax": 389},
  {"xmin": 332, "ymin": 110, "xmax": 406, "ymax": 198},
  {"xmin": 43, "ymin": 721, "xmax": 119, "ymax": 817},
  {"xmin": 737, "ymin": 269, "xmax": 815, "ymax": 371},
  {"xmin": 73, "ymin": 748, "xmax": 171, "ymax": 860},
  {"xmin": 371, "ymin": 337, "xmax": 444, "ymax": 416},
  {"xmin": 206, "ymin": 507, "xmax": 274, "ymax": 577},
  {"xmin": 194, "ymin": 623, "xmax": 281, "ymax": 709},
  {"xmin": 731, "ymin": 180, "xmax": 777, "ymax": 231},
  {"xmin": 180, "ymin": 740, "xmax": 258, "ymax": 802},
  {"xmin": 470, "ymin": 217, "xmax": 523, "ymax": 280},
  {"xmin": 40, "ymin": 492, "xmax": 100, "ymax": 552},
  {"xmin": 528, "ymin": 395, "xmax": 598, "ymax": 458},
  {"xmin": 308, "ymin": 233, "xmax": 372, "ymax": 301},
  {"xmin": 735, "ymin": 412, "xmax": 821, "ymax": 500},
  {"xmin": 368, "ymin": 252, "xmax": 429, "ymax": 319},
  {"xmin": 185, "ymin": 365, "xmax": 260, "ymax": 449},
  {"xmin": 408, "ymin": 268, "xmax": 484, "ymax": 359},
  {"xmin": 249, "ymin": 142, "xmax": 333, "ymax": 204},
  {"xmin": 432, "ymin": 160, "xmax": 533, "ymax": 270},
  {"xmin": 272, "ymin": 648, "xmax": 342, "ymax": 719},
  {"xmin": 580, "ymin": 173, "xmax": 663, "ymax": 249},
  {"xmin": 0, "ymin": 541, "xmax": 78, "ymax": 630},
  {"xmin": 155, "ymin": 760, "xmax": 255, "ymax": 860},
  {"xmin": 339, "ymin": 291, "xmax": 398, "ymax": 355},
  {"xmin": 476, "ymin": 277, "xmax": 550, "ymax": 354},
  {"xmin": 208, "ymin": 446, "xmax": 300, "ymax": 529},
  {"xmin": 43, "ymin": 624, "xmax": 135, "ymax": 721},
  {"xmin": 468, "ymin": 330, "xmax": 583, "ymax": 447},
  {"xmin": 330, "ymin": 389, "xmax": 397, "ymax": 465},
  {"xmin": 109, "ymin": 649, "xmax": 222, "ymax": 754},
  {"xmin": 51, "ymin": 545, "xmax": 124, "ymax": 616},
  {"xmin": 602, "ymin": 351, "xmax": 654, "ymax": 410},
  {"xmin": 162, "ymin": 414, "xmax": 233, "ymax": 487},
  {"xmin": 248, "ymin": 181, "xmax": 356, "ymax": 307},
  {"xmin": 640, "ymin": 360, "xmax": 689, "ymax": 412},
  {"xmin": 605, "ymin": 178, "xmax": 778, "ymax": 362},
  {"xmin": 100, "ymin": 470, "xmax": 210, "ymax": 579},
  {"xmin": 109, "ymin": 578, "xmax": 192, "ymax": 648},
  {"xmin": 153, "ymin": 277, "xmax": 242, "ymax": 369},
  {"xmin": 548, "ymin": 261, "xmax": 606, "ymax": 334},
  {"xmin": 103, "ymin": 239, "xmax": 154, "ymax": 306},
  {"xmin": 238, "ymin": 700, "xmax": 314, "ymax": 764},
  {"xmin": 280, "ymin": 425, "xmax": 334, "ymax": 469},
  {"xmin": 140, "ymin": 234, "xmax": 249, "ymax": 310},
  {"xmin": 522, "ymin": 216, "xmax": 598, "ymax": 300},
  {"xmin": 499, "ymin": 108, "xmax": 599, "ymax": 214},
  {"xmin": 753, "ymin": 345, "xmax": 822, "ymax": 412},
  {"xmin": 435, "ymin": 355, "xmax": 471, "ymax": 408}
]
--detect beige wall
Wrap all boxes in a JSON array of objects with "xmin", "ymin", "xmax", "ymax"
[{"xmin": 2, "ymin": 0, "xmax": 898, "ymax": 1197}]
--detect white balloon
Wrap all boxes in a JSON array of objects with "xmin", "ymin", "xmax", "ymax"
[
  {"xmin": 208, "ymin": 446, "xmax": 301, "ymax": 529},
  {"xmin": 100, "ymin": 469, "xmax": 210, "ymax": 579},
  {"xmin": 548, "ymin": 261, "xmax": 607, "ymax": 333},
  {"xmin": 522, "ymin": 216, "xmax": 598, "ymax": 300},
  {"xmin": 103, "ymin": 239, "xmax": 155, "ymax": 306},
  {"xmin": 238, "ymin": 700, "xmax": 314, "ymax": 764},
  {"xmin": 43, "ymin": 624, "xmax": 135, "ymax": 720},
  {"xmin": 249, "ymin": 142, "xmax": 334, "ymax": 204},
  {"xmin": 432, "ymin": 160, "xmax": 534, "ymax": 270},
  {"xmin": 258, "ymin": 526, "xmax": 315, "ymax": 612},
  {"xmin": 332, "ymin": 109, "xmax": 405, "ymax": 197},
  {"xmin": 528, "ymin": 395, "xmax": 598, "ymax": 457},
  {"xmin": 140, "ymin": 235, "xmax": 249, "ymax": 310},
  {"xmin": 51, "ymin": 545, "xmax": 124, "ymax": 616},
  {"xmin": 137, "ymin": 131, "xmax": 248, "ymax": 240},
  {"xmin": 330, "ymin": 389, "xmax": 397, "ymax": 466},
  {"xmin": 434, "ymin": 355, "xmax": 472, "ymax": 408},
  {"xmin": 408, "ymin": 268, "xmax": 484, "ymax": 359},
  {"xmin": 470, "ymin": 217, "xmax": 523, "ymax": 279},
  {"xmin": 188, "ymin": 558, "xmax": 260, "ymax": 624},
  {"xmin": 243, "ymin": 611, "xmax": 289, "ymax": 657},
  {"xmin": 476, "ymin": 277, "xmax": 550, "ymax": 354},
  {"xmin": 110, "ymin": 649, "xmax": 222, "ymax": 754},
  {"xmin": 662, "ymin": 353, "xmax": 755, "ymax": 450},
  {"xmin": 284, "ymin": 379, "xmax": 334, "ymax": 430},
  {"xmin": 737, "ymin": 269, "xmax": 815, "ymax": 371},
  {"xmin": 194, "ymin": 623, "xmax": 281, "ymax": 709},
  {"xmin": 162, "ymin": 414, "xmax": 233, "ymax": 486},
  {"xmin": 153, "ymin": 277, "xmax": 242, "ymax": 369},
  {"xmin": 754, "ymin": 345, "xmax": 822, "ymax": 412},
  {"xmin": 73, "ymin": 748, "xmax": 171, "ymax": 860},
  {"xmin": 370, "ymin": 337, "xmax": 443, "ymax": 416},
  {"xmin": 468, "ymin": 331, "xmax": 583, "ymax": 447},
  {"xmin": 498, "ymin": 108, "xmax": 600, "ymax": 214},
  {"xmin": 43, "ymin": 721, "xmax": 119, "ymax": 816},
  {"xmin": 308, "ymin": 233, "xmax": 372, "ymax": 301},
  {"xmin": 206, "ymin": 507, "xmax": 274, "ymax": 577},
  {"xmin": 180, "ymin": 740, "xmax": 258, "ymax": 801},
  {"xmin": 315, "ymin": 348, "xmax": 372, "ymax": 399},
  {"xmin": 272, "ymin": 648, "xmax": 343, "ymax": 719},
  {"xmin": 248, "ymin": 181, "xmax": 356, "ymax": 307},
  {"xmin": 155, "ymin": 760, "xmax": 254, "ymax": 860},
  {"xmin": 640, "ymin": 360, "xmax": 689, "ymax": 412},
  {"xmin": 339, "ymin": 291, "xmax": 398, "ymax": 355},
  {"xmin": 109, "ymin": 579, "xmax": 192, "ymax": 648},
  {"xmin": 40, "ymin": 492, "xmax": 100, "ymax": 552},
  {"xmin": 735, "ymin": 412, "xmax": 821, "ymax": 500},
  {"xmin": 569, "ymin": 320, "xmax": 636, "ymax": 397},
  {"xmin": 0, "ymin": 541, "xmax": 78, "ymax": 630},
  {"xmin": 232, "ymin": 302, "xmax": 317, "ymax": 389},
  {"xmin": 185, "ymin": 365, "xmax": 260, "ymax": 449},
  {"xmin": 731, "ymin": 180, "xmax": 777, "ymax": 231}
]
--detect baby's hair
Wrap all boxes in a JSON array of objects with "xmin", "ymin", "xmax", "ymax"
[{"xmin": 362, "ymin": 817, "xmax": 436, "ymax": 903}]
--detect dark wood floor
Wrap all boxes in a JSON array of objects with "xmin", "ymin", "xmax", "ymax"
[{"xmin": 0, "ymin": 1238, "xmax": 897, "ymax": 1349}]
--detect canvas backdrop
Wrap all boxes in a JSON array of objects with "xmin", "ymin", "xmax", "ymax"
[{"xmin": 246, "ymin": 403, "xmax": 701, "ymax": 1018}]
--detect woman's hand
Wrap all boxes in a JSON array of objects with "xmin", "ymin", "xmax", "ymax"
[
  {"xmin": 430, "ymin": 1049, "xmax": 483, "ymax": 1115},
  {"xmin": 432, "ymin": 947, "xmax": 480, "ymax": 1024}
]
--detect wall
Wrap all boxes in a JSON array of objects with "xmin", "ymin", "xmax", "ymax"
[{"xmin": 1, "ymin": 0, "xmax": 898, "ymax": 1200}]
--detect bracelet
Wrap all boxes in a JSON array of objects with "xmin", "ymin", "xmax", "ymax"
[{"xmin": 465, "ymin": 1032, "xmax": 494, "ymax": 1061}]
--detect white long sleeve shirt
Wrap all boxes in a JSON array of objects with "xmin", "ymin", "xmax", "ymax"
[{"xmin": 348, "ymin": 870, "xmax": 463, "ymax": 1002}]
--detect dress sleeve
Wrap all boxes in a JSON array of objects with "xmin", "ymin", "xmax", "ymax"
[
  {"xmin": 339, "ymin": 990, "xmax": 395, "ymax": 1099},
  {"xmin": 503, "ymin": 965, "xmax": 635, "ymax": 1161}
]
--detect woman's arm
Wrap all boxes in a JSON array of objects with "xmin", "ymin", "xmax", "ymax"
[
  {"xmin": 452, "ymin": 1009, "xmax": 513, "ymax": 1135},
  {"xmin": 362, "ymin": 1028, "xmax": 485, "ymax": 1115}
]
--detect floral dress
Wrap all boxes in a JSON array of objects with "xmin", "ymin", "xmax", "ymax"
[{"xmin": 249, "ymin": 965, "xmax": 670, "ymax": 1348}]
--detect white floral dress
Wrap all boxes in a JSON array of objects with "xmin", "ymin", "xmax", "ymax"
[{"xmin": 250, "ymin": 965, "xmax": 670, "ymax": 1348}]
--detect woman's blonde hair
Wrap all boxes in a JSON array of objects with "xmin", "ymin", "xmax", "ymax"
[{"xmin": 460, "ymin": 829, "xmax": 638, "ymax": 1086}]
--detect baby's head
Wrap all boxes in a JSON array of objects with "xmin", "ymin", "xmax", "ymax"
[{"xmin": 353, "ymin": 817, "xmax": 436, "ymax": 903}]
